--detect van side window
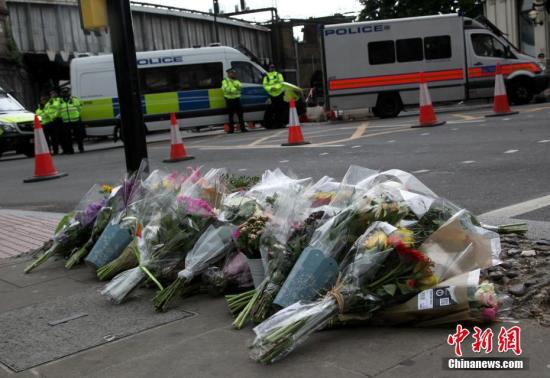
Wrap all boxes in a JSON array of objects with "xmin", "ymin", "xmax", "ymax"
[
  {"xmin": 139, "ymin": 62, "xmax": 223, "ymax": 94},
  {"xmin": 368, "ymin": 40, "xmax": 396, "ymax": 65},
  {"xmin": 396, "ymin": 38, "xmax": 423, "ymax": 62},
  {"xmin": 424, "ymin": 35, "xmax": 452, "ymax": 60},
  {"xmin": 471, "ymin": 34, "xmax": 513, "ymax": 58},
  {"xmin": 231, "ymin": 61, "xmax": 264, "ymax": 84}
]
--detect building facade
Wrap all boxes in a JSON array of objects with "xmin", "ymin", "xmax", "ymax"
[{"xmin": 484, "ymin": 0, "xmax": 549, "ymax": 63}]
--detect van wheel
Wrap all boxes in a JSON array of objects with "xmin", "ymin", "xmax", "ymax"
[
  {"xmin": 509, "ymin": 78, "xmax": 533, "ymax": 105},
  {"xmin": 374, "ymin": 93, "xmax": 402, "ymax": 118}
]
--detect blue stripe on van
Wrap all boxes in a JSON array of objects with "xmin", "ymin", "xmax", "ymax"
[
  {"xmin": 112, "ymin": 98, "xmax": 120, "ymax": 117},
  {"xmin": 241, "ymin": 87, "xmax": 268, "ymax": 106},
  {"xmin": 178, "ymin": 90, "xmax": 210, "ymax": 111}
]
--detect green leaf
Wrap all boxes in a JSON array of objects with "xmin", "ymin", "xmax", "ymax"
[
  {"xmin": 55, "ymin": 212, "xmax": 75, "ymax": 234},
  {"xmin": 382, "ymin": 283, "xmax": 397, "ymax": 296}
]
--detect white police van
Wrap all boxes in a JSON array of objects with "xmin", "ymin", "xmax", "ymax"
[
  {"xmin": 321, "ymin": 14, "xmax": 549, "ymax": 118},
  {"xmin": 71, "ymin": 46, "xmax": 272, "ymax": 136}
]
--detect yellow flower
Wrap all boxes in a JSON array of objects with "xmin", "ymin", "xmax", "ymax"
[
  {"xmin": 417, "ymin": 273, "xmax": 438, "ymax": 290},
  {"xmin": 364, "ymin": 231, "xmax": 388, "ymax": 250},
  {"xmin": 100, "ymin": 184, "xmax": 113, "ymax": 194},
  {"xmin": 395, "ymin": 228, "xmax": 414, "ymax": 247}
]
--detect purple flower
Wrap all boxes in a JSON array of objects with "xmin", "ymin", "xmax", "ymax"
[{"xmin": 76, "ymin": 199, "xmax": 106, "ymax": 226}]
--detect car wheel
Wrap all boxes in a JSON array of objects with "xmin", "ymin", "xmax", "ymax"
[
  {"xmin": 509, "ymin": 79, "xmax": 534, "ymax": 105},
  {"xmin": 374, "ymin": 93, "xmax": 402, "ymax": 118}
]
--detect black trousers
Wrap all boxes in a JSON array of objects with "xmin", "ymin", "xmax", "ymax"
[
  {"xmin": 61, "ymin": 120, "xmax": 85, "ymax": 153},
  {"xmin": 226, "ymin": 98, "xmax": 246, "ymax": 132},
  {"xmin": 43, "ymin": 120, "xmax": 60, "ymax": 154},
  {"xmin": 268, "ymin": 93, "xmax": 285, "ymax": 128}
]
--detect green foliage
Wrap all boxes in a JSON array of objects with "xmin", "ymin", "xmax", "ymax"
[{"xmin": 358, "ymin": 0, "xmax": 483, "ymax": 21}]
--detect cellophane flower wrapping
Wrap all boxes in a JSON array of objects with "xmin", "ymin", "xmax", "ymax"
[
  {"xmin": 248, "ymin": 176, "xmax": 339, "ymax": 323},
  {"xmin": 202, "ymin": 252, "xmax": 253, "ymax": 296},
  {"xmin": 364, "ymin": 269, "xmax": 512, "ymax": 327},
  {"xmin": 250, "ymin": 221, "xmax": 439, "ymax": 363},
  {"xmin": 102, "ymin": 168, "xmax": 225, "ymax": 304},
  {"xmin": 24, "ymin": 184, "xmax": 111, "ymax": 273},
  {"xmin": 273, "ymin": 181, "xmax": 417, "ymax": 308}
]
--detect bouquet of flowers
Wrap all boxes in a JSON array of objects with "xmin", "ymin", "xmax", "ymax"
[
  {"xmin": 204, "ymin": 251, "xmax": 253, "ymax": 297},
  {"xmin": 231, "ymin": 177, "xmax": 337, "ymax": 328},
  {"xmin": 250, "ymin": 222, "xmax": 438, "ymax": 363},
  {"xmin": 272, "ymin": 186, "xmax": 412, "ymax": 309},
  {"xmin": 101, "ymin": 169, "xmax": 225, "ymax": 304},
  {"xmin": 24, "ymin": 184, "xmax": 112, "ymax": 273},
  {"xmin": 153, "ymin": 170, "xmax": 308, "ymax": 311},
  {"xmin": 84, "ymin": 163, "xmax": 154, "ymax": 269},
  {"xmin": 93, "ymin": 170, "xmax": 187, "ymax": 277},
  {"xmin": 152, "ymin": 223, "xmax": 235, "ymax": 311},
  {"xmin": 361, "ymin": 269, "xmax": 511, "ymax": 328}
]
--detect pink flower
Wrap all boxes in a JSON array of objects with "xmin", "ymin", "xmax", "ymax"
[
  {"xmin": 482, "ymin": 307, "xmax": 497, "ymax": 322},
  {"xmin": 232, "ymin": 228, "xmax": 241, "ymax": 241},
  {"xmin": 177, "ymin": 195, "xmax": 215, "ymax": 217}
]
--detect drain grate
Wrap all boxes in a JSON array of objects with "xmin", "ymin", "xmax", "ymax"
[{"xmin": 0, "ymin": 287, "xmax": 192, "ymax": 372}]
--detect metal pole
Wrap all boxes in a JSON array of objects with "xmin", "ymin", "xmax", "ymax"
[
  {"xmin": 107, "ymin": 0, "xmax": 147, "ymax": 172},
  {"xmin": 213, "ymin": 0, "xmax": 220, "ymax": 42}
]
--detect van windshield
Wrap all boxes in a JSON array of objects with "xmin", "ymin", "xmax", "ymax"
[{"xmin": 0, "ymin": 93, "xmax": 25, "ymax": 113}]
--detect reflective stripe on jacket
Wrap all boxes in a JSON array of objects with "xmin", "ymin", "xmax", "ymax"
[
  {"xmin": 59, "ymin": 97, "xmax": 81, "ymax": 123},
  {"xmin": 221, "ymin": 78, "xmax": 242, "ymax": 99},
  {"xmin": 263, "ymin": 71, "xmax": 284, "ymax": 97}
]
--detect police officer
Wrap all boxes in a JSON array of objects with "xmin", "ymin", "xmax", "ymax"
[
  {"xmin": 263, "ymin": 63, "xmax": 285, "ymax": 128},
  {"xmin": 35, "ymin": 95, "xmax": 54, "ymax": 153},
  {"xmin": 59, "ymin": 88, "xmax": 84, "ymax": 153},
  {"xmin": 221, "ymin": 68, "xmax": 247, "ymax": 133},
  {"xmin": 46, "ymin": 89, "xmax": 61, "ymax": 154}
]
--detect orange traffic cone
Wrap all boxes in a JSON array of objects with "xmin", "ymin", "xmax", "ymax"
[
  {"xmin": 23, "ymin": 116, "xmax": 67, "ymax": 183},
  {"xmin": 412, "ymin": 72, "xmax": 445, "ymax": 128},
  {"xmin": 486, "ymin": 63, "xmax": 518, "ymax": 117},
  {"xmin": 282, "ymin": 99, "xmax": 310, "ymax": 146},
  {"xmin": 163, "ymin": 113, "xmax": 194, "ymax": 163},
  {"xmin": 223, "ymin": 123, "xmax": 230, "ymax": 133}
]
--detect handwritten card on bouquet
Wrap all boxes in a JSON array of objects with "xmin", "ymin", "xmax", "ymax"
[{"xmin": 273, "ymin": 247, "xmax": 339, "ymax": 308}]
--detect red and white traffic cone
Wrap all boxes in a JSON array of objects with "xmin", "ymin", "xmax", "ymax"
[
  {"xmin": 486, "ymin": 63, "xmax": 518, "ymax": 117},
  {"xmin": 247, "ymin": 121, "xmax": 255, "ymax": 129},
  {"xmin": 223, "ymin": 123, "xmax": 230, "ymax": 133},
  {"xmin": 412, "ymin": 72, "xmax": 445, "ymax": 128},
  {"xmin": 282, "ymin": 99, "xmax": 310, "ymax": 146},
  {"xmin": 163, "ymin": 113, "xmax": 194, "ymax": 163},
  {"xmin": 23, "ymin": 115, "xmax": 67, "ymax": 183}
]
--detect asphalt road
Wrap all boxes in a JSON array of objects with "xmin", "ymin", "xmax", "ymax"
[{"xmin": 1, "ymin": 103, "xmax": 549, "ymax": 223}]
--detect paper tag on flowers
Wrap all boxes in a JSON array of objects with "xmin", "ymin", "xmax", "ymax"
[{"xmin": 418, "ymin": 286, "xmax": 458, "ymax": 310}]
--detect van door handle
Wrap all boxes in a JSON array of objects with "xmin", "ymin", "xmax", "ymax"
[{"xmin": 473, "ymin": 62, "xmax": 484, "ymax": 66}]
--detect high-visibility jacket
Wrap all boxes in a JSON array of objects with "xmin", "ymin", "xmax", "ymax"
[
  {"xmin": 263, "ymin": 71, "xmax": 284, "ymax": 97},
  {"xmin": 45, "ymin": 98, "xmax": 61, "ymax": 120},
  {"xmin": 35, "ymin": 106, "xmax": 52, "ymax": 125},
  {"xmin": 59, "ymin": 96, "xmax": 82, "ymax": 123},
  {"xmin": 221, "ymin": 78, "xmax": 242, "ymax": 99}
]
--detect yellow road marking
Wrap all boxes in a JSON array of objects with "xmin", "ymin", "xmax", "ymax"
[
  {"xmin": 451, "ymin": 113, "xmax": 482, "ymax": 121},
  {"xmin": 248, "ymin": 130, "xmax": 286, "ymax": 146},
  {"xmin": 351, "ymin": 122, "xmax": 369, "ymax": 139},
  {"xmin": 525, "ymin": 105, "xmax": 550, "ymax": 113}
]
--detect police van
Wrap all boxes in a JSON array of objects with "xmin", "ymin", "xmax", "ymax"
[
  {"xmin": 71, "ymin": 46, "xmax": 299, "ymax": 136},
  {"xmin": 321, "ymin": 14, "xmax": 550, "ymax": 118},
  {"xmin": 0, "ymin": 87, "xmax": 35, "ymax": 157}
]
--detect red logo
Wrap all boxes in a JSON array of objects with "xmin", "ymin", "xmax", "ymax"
[{"xmin": 448, "ymin": 324, "xmax": 522, "ymax": 356}]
